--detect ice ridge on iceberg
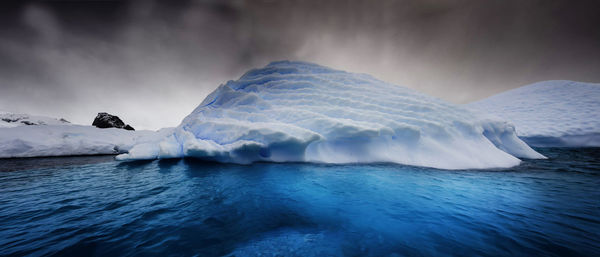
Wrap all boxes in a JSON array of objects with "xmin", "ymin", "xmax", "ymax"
[
  {"xmin": 468, "ymin": 80, "xmax": 600, "ymax": 147},
  {"xmin": 117, "ymin": 61, "xmax": 543, "ymax": 169}
]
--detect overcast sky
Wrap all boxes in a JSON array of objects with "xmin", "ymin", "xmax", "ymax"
[{"xmin": 1, "ymin": 0, "xmax": 599, "ymax": 130}]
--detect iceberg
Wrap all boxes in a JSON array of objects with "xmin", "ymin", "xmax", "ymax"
[
  {"xmin": 118, "ymin": 61, "xmax": 543, "ymax": 169},
  {"xmin": 468, "ymin": 80, "xmax": 600, "ymax": 147}
]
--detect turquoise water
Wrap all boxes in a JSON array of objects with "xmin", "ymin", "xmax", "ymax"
[{"xmin": 1, "ymin": 148, "xmax": 599, "ymax": 256}]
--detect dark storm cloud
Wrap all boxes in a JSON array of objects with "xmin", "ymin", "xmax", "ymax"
[{"xmin": 1, "ymin": 0, "xmax": 599, "ymax": 129}]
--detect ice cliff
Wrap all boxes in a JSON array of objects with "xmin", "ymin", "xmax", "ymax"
[{"xmin": 117, "ymin": 61, "xmax": 543, "ymax": 169}]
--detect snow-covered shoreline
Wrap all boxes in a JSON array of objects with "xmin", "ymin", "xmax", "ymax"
[{"xmin": 0, "ymin": 115, "xmax": 172, "ymax": 158}]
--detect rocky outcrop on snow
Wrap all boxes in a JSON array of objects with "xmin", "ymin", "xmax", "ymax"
[{"xmin": 92, "ymin": 112, "xmax": 135, "ymax": 131}]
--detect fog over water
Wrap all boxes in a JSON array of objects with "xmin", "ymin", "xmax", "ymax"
[{"xmin": 1, "ymin": 0, "xmax": 599, "ymax": 130}]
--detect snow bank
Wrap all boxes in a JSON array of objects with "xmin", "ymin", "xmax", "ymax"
[
  {"xmin": 118, "ymin": 61, "xmax": 542, "ymax": 169},
  {"xmin": 0, "ymin": 122, "xmax": 171, "ymax": 158},
  {"xmin": 468, "ymin": 80, "xmax": 600, "ymax": 147}
]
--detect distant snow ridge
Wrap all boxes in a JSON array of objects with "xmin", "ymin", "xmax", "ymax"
[
  {"xmin": 118, "ymin": 61, "xmax": 543, "ymax": 169},
  {"xmin": 0, "ymin": 112, "xmax": 70, "ymax": 128},
  {"xmin": 468, "ymin": 80, "xmax": 600, "ymax": 147}
]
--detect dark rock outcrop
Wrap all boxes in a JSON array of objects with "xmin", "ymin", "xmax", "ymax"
[
  {"xmin": 92, "ymin": 112, "xmax": 135, "ymax": 131},
  {"xmin": 2, "ymin": 116, "xmax": 39, "ymax": 125},
  {"xmin": 1, "ymin": 118, "xmax": 18, "ymax": 123},
  {"xmin": 20, "ymin": 121, "xmax": 36, "ymax": 125}
]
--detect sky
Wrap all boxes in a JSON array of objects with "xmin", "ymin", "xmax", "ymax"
[{"xmin": 1, "ymin": 0, "xmax": 599, "ymax": 130}]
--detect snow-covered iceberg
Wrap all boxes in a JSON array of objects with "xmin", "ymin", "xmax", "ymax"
[
  {"xmin": 468, "ymin": 80, "xmax": 600, "ymax": 147},
  {"xmin": 118, "ymin": 61, "xmax": 543, "ymax": 169},
  {"xmin": 0, "ymin": 112, "xmax": 171, "ymax": 158}
]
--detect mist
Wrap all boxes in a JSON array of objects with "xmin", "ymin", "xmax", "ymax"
[{"xmin": 1, "ymin": 0, "xmax": 599, "ymax": 130}]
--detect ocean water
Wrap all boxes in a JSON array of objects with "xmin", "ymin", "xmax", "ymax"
[{"xmin": 0, "ymin": 148, "xmax": 599, "ymax": 257}]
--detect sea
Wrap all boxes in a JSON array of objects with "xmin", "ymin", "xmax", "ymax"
[{"xmin": 0, "ymin": 148, "xmax": 598, "ymax": 256}]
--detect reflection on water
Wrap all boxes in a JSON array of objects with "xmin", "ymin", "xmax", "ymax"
[{"xmin": 0, "ymin": 148, "xmax": 599, "ymax": 256}]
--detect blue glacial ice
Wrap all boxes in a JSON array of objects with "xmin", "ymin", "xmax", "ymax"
[{"xmin": 117, "ymin": 61, "xmax": 543, "ymax": 169}]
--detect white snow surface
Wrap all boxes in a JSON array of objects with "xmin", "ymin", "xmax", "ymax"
[
  {"xmin": 117, "ymin": 61, "xmax": 543, "ymax": 169},
  {"xmin": 0, "ymin": 112, "xmax": 71, "ymax": 128},
  {"xmin": 0, "ymin": 113, "xmax": 172, "ymax": 158},
  {"xmin": 468, "ymin": 80, "xmax": 600, "ymax": 147}
]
